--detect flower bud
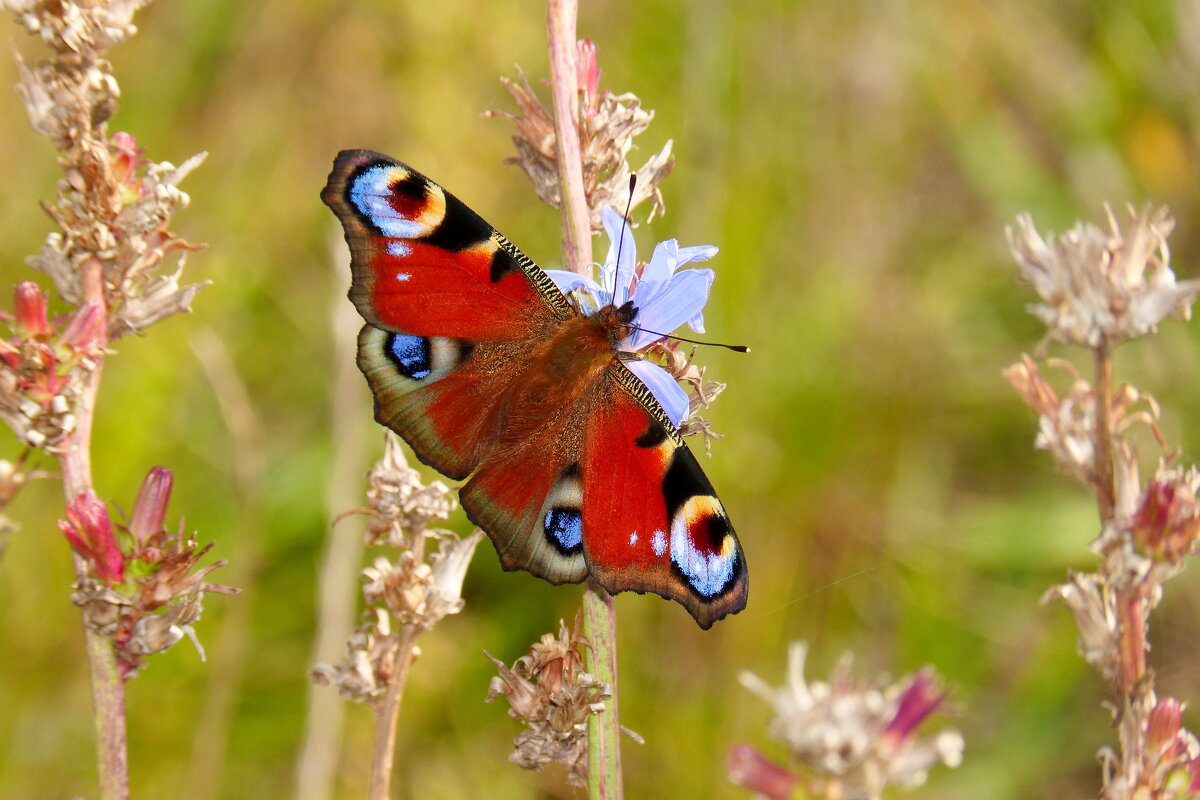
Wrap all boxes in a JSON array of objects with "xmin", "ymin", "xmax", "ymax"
[
  {"xmin": 882, "ymin": 669, "xmax": 945, "ymax": 745},
  {"xmin": 1146, "ymin": 697, "xmax": 1183, "ymax": 753},
  {"xmin": 726, "ymin": 744, "xmax": 797, "ymax": 800},
  {"xmin": 110, "ymin": 131, "xmax": 145, "ymax": 198},
  {"xmin": 129, "ymin": 466, "xmax": 172, "ymax": 547},
  {"xmin": 58, "ymin": 301, "xmax": 105, "ymax": 354},
  {"xmin": 577, "ymin": 39, "xmax": 600, "ymax": 105},
  {"xmin": 13, "ymin": 282, "xmax": 50, "ymax": 338},
  {"xmin": 59, "ymin": 489, "xmax": 124, "ymax": 583}
]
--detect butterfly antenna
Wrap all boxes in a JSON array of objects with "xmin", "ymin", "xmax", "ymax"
[
  {"xmin": 630, "ymin": 325, "xmax": 751, "ymax": 353},
  {"xmin": 614, "ymin": 174, "xmax": 636, "ymax": 302}
]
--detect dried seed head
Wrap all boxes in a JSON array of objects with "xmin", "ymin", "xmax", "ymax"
[
  {"xmin": 1004, "ymin": 355, "xmax": 1160, "ymax": 504},
  {"xmin": 9, "ymin": 3, "xmax": 207, "ymax": 338},
  {"xmin": 361, "ymin": 432, "xmax": 456, "ymax": 547},
  {"xmin": 59, "ymin": 470, "xmax": 235, "ymax": 676},
  {"xmin": 487, "ymin": 40, "xmax": 674, "ymax": 230},
  {"xmin": 1042, "ymin": 573, "xmax": 1122, "ymax": 686},
  {"xmin": 310, "ymin": 608, "xmax": 399, "ymax": 704},
  {"xmin": 1007, "ymin": 206, "xmax": 1200, "ymax": 348},
  {"xmin": 485, "ymin": 616, "xmax": 610, "ymax": 786},
  {"xmin": 311, "ymin": 437, "xmax": 480, "ymax": 705}
]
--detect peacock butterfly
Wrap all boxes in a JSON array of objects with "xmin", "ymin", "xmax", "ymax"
[{"xmin": 322, "ymin": 150, "xmax": 746, "ymax": 628}]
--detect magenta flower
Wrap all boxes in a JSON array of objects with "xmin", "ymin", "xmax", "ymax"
[
  {"xmin": 726, "ymin": 744, "xmax": 798, "ymax": 800},
  {"xmin": 882, "ymin": 669, "xmax": 946, "ymax": 747}
]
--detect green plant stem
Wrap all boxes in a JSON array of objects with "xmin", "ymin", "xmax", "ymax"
[
  {"xmin": 582, "ymin": 579, "xmax": 623, "ymax": 798},
  {"xmin": 60, "ymin": 260, "xmax": 129, "ymax": 800},
  {"xmin": 546, "ymin": 1, "xmax": 622, "ymax": 796}
]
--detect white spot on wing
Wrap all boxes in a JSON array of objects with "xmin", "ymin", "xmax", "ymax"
[
  {"xmin": 629, "ymin": 531, "xmax": 639, "ymax": 547},
  {"xmin": 651, "ymin": 529, "xmax": 667, "ymax": 557},
  {"xmin": 395, "ymin": 271, "xmax": 411, "ymax": 281},
  {"xmin": 388, "ymin": 241, "xmax": 412, "ymax": 258}
]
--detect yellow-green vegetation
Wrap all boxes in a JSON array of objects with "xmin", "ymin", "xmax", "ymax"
[{"xmin": 3, "ymin": 1, "xmax": 1200, "ymax": 798}]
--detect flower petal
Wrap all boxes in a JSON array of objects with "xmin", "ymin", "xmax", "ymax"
[
  {"xmin": 545, "ymin": 269, "xmax": 604, "ymax": 297},
  {"xmin": 636, "ymin": 239, "xmax": 679, "ymax": 306},
  {"xmin": 676, "ymin": 244, "xmax": 718, "ymax": 267},
  {"xmin": 627, "ymin": 268, "xmax": 714, "ymax": 350},
  {"xmin": 600, "ymin": 207, "xmax": 636, "ymax": 305},
  {"xmin": 626, "ymin": 360, "xmax": 689, "ymax": 428}
]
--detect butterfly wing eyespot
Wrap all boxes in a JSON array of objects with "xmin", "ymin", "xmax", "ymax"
[{"xmin": 324, "ymin": 151, "xmax": 747, "ymax": 627}]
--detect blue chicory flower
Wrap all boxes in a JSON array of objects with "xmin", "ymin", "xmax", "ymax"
[{"xmin": 545, "ymin": 207, "xmax": 718, "ymax": 429}]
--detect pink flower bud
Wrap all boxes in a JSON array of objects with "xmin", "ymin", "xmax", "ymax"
[
  {"xmin": 13, "ymin": 282, "xmax": 50, "ymax": 338},
  {"xmin": 577, "ymin": 39, "xmax": 600, "ymax": 106},
  {"xmin": 1147, "ymin": 697, "xmax": 1183, "ymax": 752},
  {"xmin": 58, "ymin": 302, "xmax": 105, "ymax": 354},
  {"xmin": 883, "ymin": 669, "xmax": 945, "ymax": 745},
  {"xmin": 110, "ymin": 132, "xmax": 144, "ymax": 185},
  {"xmin": 129, "ymin": 466, "xmax": 172, "ymax": 547},
  {"xmin": 1134, "ymin": 481, "xmax": 1174, "ymax": 549},
  {"xmin": 726, "ymin": 744, "xmax": 797, "ymax": 800},
  {"xmin": 60, "ymin": 490, "xmax": 124, "ymax": 583}
]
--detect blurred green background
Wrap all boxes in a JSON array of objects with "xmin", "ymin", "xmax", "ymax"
[{"xmin": 4, "ymin": 0, "xmax": 1200, "ymax": 797}]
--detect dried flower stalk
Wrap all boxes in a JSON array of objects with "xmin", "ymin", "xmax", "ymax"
[
  {"xmin": 1006, "ymin": 207, "xmax": 1200, "ymax": 799},
  {"xmin": 485, "ymin": 1, "xmax": 739, "ymax": 793},
  {"xmin": 310, "ymin": 432, "xmax": 482, "ymax": 800},
  {"xmin": 2, "ymin": 2, "xmax": 217, "ymax": 797},
  {"xmin": 487, "ymin": 37, "xmax": 674, "ymax": 238}
]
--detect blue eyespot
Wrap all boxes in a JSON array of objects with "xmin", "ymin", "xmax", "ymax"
[
  {"xmin": 386, "ymin": 333, "xmax": 432, "ymax": 380},
  {"xmin": 544, "ymin": 507, "xmax": 583, "ymax": 553}
]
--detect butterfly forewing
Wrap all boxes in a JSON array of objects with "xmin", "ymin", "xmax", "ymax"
[
  {"xmin": 323, "ymin": 150, "xmax": 748, "ymax": 627},
  {"xmin": 580, "ymin": 364, "xmax": 747, "ymax": 628},
  {"xmin": 322, "ymin": 150, "xmax": 571, "ymax": 339}
]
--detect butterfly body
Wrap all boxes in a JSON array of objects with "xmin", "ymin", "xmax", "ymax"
[{"xmin": 324, "ymin": 150, "xmax": 747, "ymax": 628}]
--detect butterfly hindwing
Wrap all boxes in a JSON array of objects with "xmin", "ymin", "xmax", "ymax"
[
  {"xmin": 357, "ymin": 327, "xmax": 516, "ymax": 479},
  {"xmin": 459, "ymin": 415, "xmax": 590, "ymax": 586}
]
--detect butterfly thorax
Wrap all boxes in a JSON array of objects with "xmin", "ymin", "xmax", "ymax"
[
  {"xmin": 538, "ymin": 308, "xmax": 628, "ymax": 385},
  {"xmin": 594, "ymin": 300, "xmax": 637, "ymax": 346},
  {"xmin": 484, "ymin": 305, "xmax": 632, "ymax": 456}
]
